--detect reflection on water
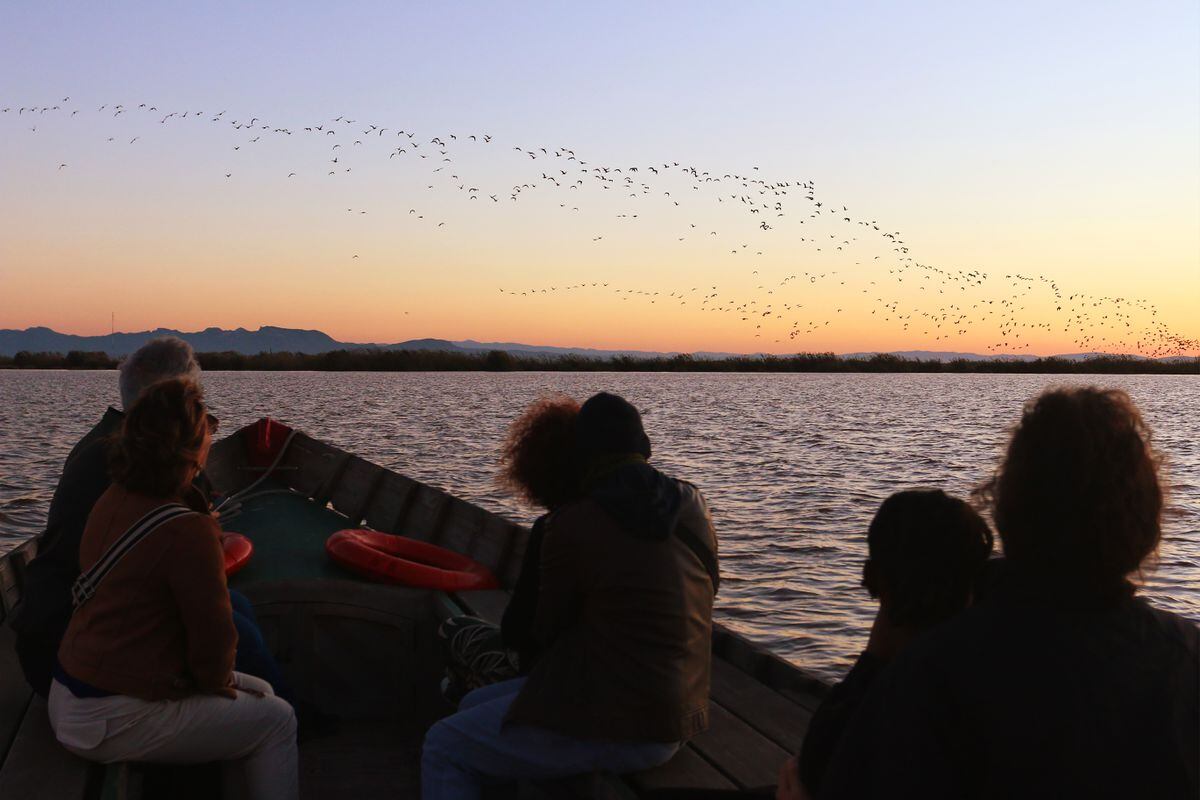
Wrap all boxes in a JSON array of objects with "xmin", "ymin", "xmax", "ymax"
[{"xmin": 1, "ymin": 370, "xmax": 1197, "ymax": 680}]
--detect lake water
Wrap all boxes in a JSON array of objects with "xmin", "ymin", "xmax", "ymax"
[{"xmin": 1, "ymin": 370, "xmax": 1197, "ymax": 681}]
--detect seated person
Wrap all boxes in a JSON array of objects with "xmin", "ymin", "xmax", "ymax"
[
  {"xmin": 12, "ymin": 336, "xmax": 288, "ymax": 702},
  {"xmin": 47, "ymin": 379, "xmax": 297, "ymax": 800},
  {"xmin": 440, "ymin": 394, "xmax": 582, "ymax": 697},
  {"xmin": 422, "ymin": 392, "xmax": 720, "ymax": 800},
  {"xmin": 821, "ymin": 387, "xmax": 1200, "ymax": 799},
  {"xmin": 780, "ymin": 489, "xmax": 992, "ymax": 799}
]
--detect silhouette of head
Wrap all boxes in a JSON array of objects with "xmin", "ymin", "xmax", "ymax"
[
  {"xmin": 863, "ymin": 489, "xmax": 993, "ymax": 628},
  {"xmin": 978, "ymin": 387, "xmax": 1162, "ymax": 599},
  {"xmin": 110, "ymin": 379, "xmax": 212, "ymax": 498},
  {"xmin": 118, "ymin": 336, "xmax": 201, "ymax": 409},
  {"xmin": 500, "ymin": 395, "xmax": 583, "ymax": 510},
  {"xmin": 576, "ymin": 392, "xmax": 651, "ymax": 461}
]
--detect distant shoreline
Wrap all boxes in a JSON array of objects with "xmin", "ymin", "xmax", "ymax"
[{"xmin": 1, "ymin": 350, "xmax": 1197, "ymax": 375}]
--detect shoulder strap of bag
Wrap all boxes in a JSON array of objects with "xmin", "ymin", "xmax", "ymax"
[{"xmin": 71, "ymin": 503, "xmax": 196, "ymax": 610}]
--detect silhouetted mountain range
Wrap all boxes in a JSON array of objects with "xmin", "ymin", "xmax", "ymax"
[
  {"xmin": 0, "ymin": 326, "xmax": 347, "ymax": 357},
  {"xmin": 0, "ymin": 326, "xmax": 1173, "ymax": 362}
]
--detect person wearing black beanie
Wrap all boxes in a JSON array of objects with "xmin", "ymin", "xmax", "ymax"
[
  {"xmin": 575, "ymin": 392, "xmax": 651, "ymax": 460},
  {"xmin": 422, "ymin": 392, "xmax": 720, "ymax": 800}
]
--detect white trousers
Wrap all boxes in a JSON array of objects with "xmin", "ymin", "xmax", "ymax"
[{"xmin": 48, "ymin": 672, "xmax": 298, "ymax": 800}]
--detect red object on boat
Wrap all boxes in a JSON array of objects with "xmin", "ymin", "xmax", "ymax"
[
  {"xmin": 242, "ymin": 418, "xmax": 294, "ymax": 468},
  {"xmin": 325, "ymin": 529, "xmax": 499, "ymax": 591},
  {"xmin": 223, "ymin": 533, "xmax": 254, "ymax": 577}
]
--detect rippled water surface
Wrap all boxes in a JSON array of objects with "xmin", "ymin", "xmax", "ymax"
[{"xmin": 2, "ymin": 371, "xmax": 1197, "ymax": 680}]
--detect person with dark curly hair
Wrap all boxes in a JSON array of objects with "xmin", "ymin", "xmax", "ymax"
[
  {"xmin": 424, "ymin": 392, "xmax": 719, "ymax": 800},
  {"xmin": 438, "ymin": 395, "xmax": 582, "ymax": 699},
  {"xmin": 47, "ymin": 380, "xmax": 298, "ymax": 800},
  {"xmin": 821, "ymin": 387, "xmax": 1199, "ymax": 799}
]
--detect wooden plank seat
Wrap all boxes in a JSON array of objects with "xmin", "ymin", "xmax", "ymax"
[
  {"xmin": 98, "ymin": 761, "xmax": 224, "ymax": 800},
  {"xmin": 448, "ymin": 590, "xmax": 816, "ymax": 796},
  {"xmin": 0, "ymin": 626, "xmax": 35, "ymax": 776},
  {"xmin": 0, "ymin": 693, "xmax": 95, "ymax": 800},
  {"xmin": 0, "ymin": 624, "xmax": 222, "ymax": 800},
  {"xmin": 100, "ymin": 719, "xmax": 425, "ymax": 800}
]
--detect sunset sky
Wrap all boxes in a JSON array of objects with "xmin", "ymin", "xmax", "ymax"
[{"xmin": 1, "ymin": 2, "xmax": 1197, "ymax": 356}]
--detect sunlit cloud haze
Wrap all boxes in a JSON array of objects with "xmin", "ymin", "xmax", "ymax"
[{"xmin": 1, "ymin": 1, "xmax": 1197, "ymax": 356}]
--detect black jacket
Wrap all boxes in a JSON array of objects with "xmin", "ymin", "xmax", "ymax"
[
  {"xmin": 798, "ymin": 651, "xmax": 886, "ymax": 795},
  {"xmin": 499, "ymin": 462, "xmax": 722, "ymax": 673},
  {"xmin": 820, "ymin": 568, "xmax": 1199, "ymax": 799},
  {"xmin": 11, "ymin": 408, "xmax": 125, "ymax": 639},
  {"xmin": 505, "ymin": 458, "xmax": 719, "ymax": 742},
  {"xmin": 500, "ymin": 515, "xmax": 547, "ymax": 671}
]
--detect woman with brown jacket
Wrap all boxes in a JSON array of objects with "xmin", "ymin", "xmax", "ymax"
[{"xmin": 47, "ymin": 379, "xmax": 297, "ymax": 800}]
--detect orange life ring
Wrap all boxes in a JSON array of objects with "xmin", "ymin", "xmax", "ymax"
[
  {"xmin": 325, "ymin": 529, "xmax": 499, "ymax": 591},
  {"xmin": 223, "ymin": 533, "xmax": 254, "ymax": 577}
]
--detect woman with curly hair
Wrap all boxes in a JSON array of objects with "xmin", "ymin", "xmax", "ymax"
[
  {"xmin": 48, "ymin": 379, "xmax": 298, "ymax": 800},
  {"xmin": 821, "ymin": 387, "xmax": 1198, "ymax": 799},
  {"xmin": 439, "ymin": 395, "xmax": 582, "ymax": 699}
]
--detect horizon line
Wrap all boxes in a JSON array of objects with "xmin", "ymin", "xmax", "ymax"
[{"xmin": 2, "ymin": 323, "xmax": 1197, "ymax": 361}]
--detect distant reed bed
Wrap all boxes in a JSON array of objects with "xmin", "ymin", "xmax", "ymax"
[{"xmin": 1, "ymin": 349, "xmax": 1196, "ymax": 374}]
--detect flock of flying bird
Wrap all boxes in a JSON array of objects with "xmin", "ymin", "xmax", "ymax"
[{"xmin": 4, "ymin": 98, "xmax": 1196, "ymax": 358}]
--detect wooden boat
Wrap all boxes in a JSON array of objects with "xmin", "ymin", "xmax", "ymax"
[{"xmin": 0, "ymin": 418, "xmax": 830, "ymax": 799}]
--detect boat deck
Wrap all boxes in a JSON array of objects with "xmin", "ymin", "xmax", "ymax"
[
  {"xmin": 452, "ymin": 588, "xmax": 821, "ymax": 795},
  {"xmin": 0, "ymin": 423, "xmax": 828, "ymax": 799},
  {"xmin": 299, "ymin": 719, "xmax": 424, "ymax": 800}
]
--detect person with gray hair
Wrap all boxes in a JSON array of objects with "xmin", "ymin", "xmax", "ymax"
[
  {"xmin": 118, "ymin": 335, "xmax": 202, "ymax": 409},
  {"xmin": 12, "ymin": 337, "xmax": 207, "ymax": 695}
]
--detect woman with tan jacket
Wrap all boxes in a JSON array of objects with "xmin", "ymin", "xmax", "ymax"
[{"xmin": 47, "ymin": 379, "xmax": 297, "ymax": 800}]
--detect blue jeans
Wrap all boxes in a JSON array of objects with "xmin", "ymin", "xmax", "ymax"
[
  {"xmin": 421, "ymin": 677, "xmax": 679, "ymax": 800},
  {"xmin": 229, "ymin": 590, "xmax": 293, "ymax": 707}
]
